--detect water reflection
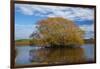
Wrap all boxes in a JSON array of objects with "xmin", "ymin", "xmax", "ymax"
[
  {"xmin": 29, "ymin": 47, "xmax": 85, "ymax": 64},
  {"xmin": 15, "ymin": 44, "xmax": 95, "ymax": 66}
]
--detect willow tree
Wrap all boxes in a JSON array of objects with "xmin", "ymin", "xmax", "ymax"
[{"xmin": 30, "ymin": 17, "xmax": 84, "ymax": 47}]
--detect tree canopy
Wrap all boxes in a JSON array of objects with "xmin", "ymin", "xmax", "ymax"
[{"xmin": 30, "ymin": 17, "xmax": 84, "ymax": 47}]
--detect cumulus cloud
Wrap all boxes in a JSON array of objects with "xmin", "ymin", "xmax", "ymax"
[
  {"xmin": 79, "ymin": 24, "xmax": 94, "ymax": 39},
  {"xmin": 80, "ymin": 24, "xmax": 94, "ymax": 32},
  {"xmin": 15, "ymin": 4, "xmax": 94, "ymax": 39},
  {"xmin": 15, "ymin": 4, "xmax": 94, "ymax": 21}
]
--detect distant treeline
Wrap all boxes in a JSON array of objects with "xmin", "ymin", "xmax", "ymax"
[
  {"xmin": 15, "ymin": 38, "xmax": 94, "ymax": 46},
  {"xmin": 84, "ymin": 39, "xmax": 94, "ymax": 44}
]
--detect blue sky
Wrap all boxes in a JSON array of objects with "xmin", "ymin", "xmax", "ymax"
[{"xmin": 15, "ymin": 4, "xmax": 94, "ymax": 40}]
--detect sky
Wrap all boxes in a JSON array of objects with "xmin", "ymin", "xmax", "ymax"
[{"xmin": 15, "ymin": 3, "xmax": 95, "ymax": 40}]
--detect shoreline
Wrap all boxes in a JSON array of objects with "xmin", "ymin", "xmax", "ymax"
[
  {"xmin": 15, "ymin": 42, "xmax": 94, "ymax": 46},
  {"xmin": 15, "ymin": 39, "xmax": 94, "ymax": 46}
]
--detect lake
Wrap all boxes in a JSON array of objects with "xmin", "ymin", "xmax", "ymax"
[{"xmin": 15, "ymin": 44, "xmax": 95, "ymax": 66}]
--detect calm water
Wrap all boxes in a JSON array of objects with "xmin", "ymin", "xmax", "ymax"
[{"xmin": 15, "ymin": 44, "xmax": 95, "ymax": 66}]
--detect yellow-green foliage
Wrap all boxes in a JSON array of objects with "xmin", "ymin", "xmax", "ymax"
[{"xmin": 31, "ymin": 17, "xmax": 84, "ymax": 47}]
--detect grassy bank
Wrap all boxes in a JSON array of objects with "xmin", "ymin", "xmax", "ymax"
[{"xmin": 15, "ymin": 39, "xmax": 31, "ymax": 46}]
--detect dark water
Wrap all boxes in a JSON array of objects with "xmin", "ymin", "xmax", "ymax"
[{"xmin": 15, "ymin": 44, "xmax": 95, "ymax": 66}]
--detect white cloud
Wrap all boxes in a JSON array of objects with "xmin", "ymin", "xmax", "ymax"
[
  {"xmin": 80, "ymin": 24, "xmax": 94, "ymax": 32},
  {"xmin": 15, "ymin": 4, "xmax": 94, "ymax": 39},
  {"xmin": 79, "ymin": 24, "xmax": 94, "ymax": 39},
  {"xmin": 15, "ymin": 4, "xmax": 94, "ymax": 21}
]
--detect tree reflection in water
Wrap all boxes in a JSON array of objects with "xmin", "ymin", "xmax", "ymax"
[{"xmin": 29, "ymin": 47, "xmax": 86, "ymax": 64}]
